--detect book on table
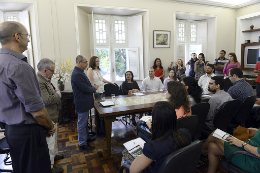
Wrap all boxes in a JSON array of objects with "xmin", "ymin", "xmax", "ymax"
[{"xmin": 213, "ymin": 129, "xmax": 244, "ymax": 142}]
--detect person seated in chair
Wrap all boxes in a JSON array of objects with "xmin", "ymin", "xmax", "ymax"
[
  {"xmin": 202, "ymin": 128, "xmax": 260, "ymax": 173},
  {"xmin": 204, "ymin": 76, "xmax": 233, "ymax": 132},
  {"xmin": 228, "ymin": 67, "xmax": 253, "ymax": 103},
  {"xmin": 122, "ymin": 101, "xmax": 191, "ymax": 173},
  {"xmin": 121, "ymin": 71, "xmax": 141, "ymax": 125},
  {"xmin": 182, "ymin": 77, "xmax": 202, "ymax": 107},
  {"xmin": 141, "ymin": 67, "xmax": 164, "ymax": 92},
  {"xmin": 198, "ymin": 64, "xmax": 216, "ymax": 95},
  {"xmin": 121, "ymin": 71, "xmax": 140, "ymax": 95},
  {"xmin": 167, "ymin": 81, "xmax": 192, "ymax": 119}
]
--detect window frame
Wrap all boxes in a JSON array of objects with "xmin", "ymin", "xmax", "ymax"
[{"xmin": 4, "ymin": 12, "xmax": 19, "ymax": 22}]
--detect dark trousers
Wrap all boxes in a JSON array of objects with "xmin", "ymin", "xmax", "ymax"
[
  {"xmin": 5, "ymin": 124, "xmax": 51, "ymax": 173},
  {"xmin": 256, "ymin": 82, "xmax": 260, "ymax": 98}
]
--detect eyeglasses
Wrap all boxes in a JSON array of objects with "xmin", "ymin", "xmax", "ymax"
[
  {"xmin": 47, "ymin": 69, "xmax": 55, "ymax": 73},
  {"xmin": 81, "ymin": 61, "xmax": 88, "ymax": 64}
]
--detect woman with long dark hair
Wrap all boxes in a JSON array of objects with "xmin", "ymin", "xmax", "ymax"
[
  {"xmin": 182, "ymin": 77, "xmax": 202, "ymax": 106},
  {"xmin": 153, "ymin": 58, "xmax": 165, "ymax": 82},
  {"xmin": 122, "ymin": 101, "xmax": 191, "ymax": 173},
  {"xmin": 121, "ymin": 71, "xmax": 140, "ymax": 95},
  {"xmin": 167, "ymin": 81, "xmax": 192, "ymax": 119},
  {"xmin": 223, "ymin": 52, "xmax": 241, "ymax": 78},
  {"xmin": 194, "ymin": 53, "xmax": 207, "ymax": 80},
  {"xmin": 163, "ymin": 69, "xmax": 178, "ymax": 91}
]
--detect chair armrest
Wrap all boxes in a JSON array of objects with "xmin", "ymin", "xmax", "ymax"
[
  {"xmin": 119, "ymin": 164, "xmax": 130, "ymax": 173},
  {"xmin": 226, "ymin": 150, "xmax": 260, "ymax": 168},
  {"xmin": 0, "ymin": 129, "xmax": 5, "ymax": 132}
]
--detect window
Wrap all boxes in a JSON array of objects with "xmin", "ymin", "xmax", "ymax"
[
  {"xmin": 4, "ymin": 12, "xmax": 19, "ymax": 22},
  {"xmin": 114, "ymin": 20, "xmax": 126, "ymax": 44},
  {"xmin": 95, "ymin": 19, "xmax": 108, "ymax": 45},
  {"xmin": 96, "ymin": 48, "xmax": 110, "ymax": 81},
  {"xmin": 178, "ymin": 22, "xmax": 185, "ymax": 42},
  {"xmin": 190, "ymin": 23, "xmax": 197, "ymax": 42},
  {"xmin": 94, "ymin": 15, "xmax": 138, "ymax": 82}
]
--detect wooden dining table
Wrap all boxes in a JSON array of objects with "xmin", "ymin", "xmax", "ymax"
[{"xmin": 94, "ymin": 92, "xmax": 167, "ymax": 156}]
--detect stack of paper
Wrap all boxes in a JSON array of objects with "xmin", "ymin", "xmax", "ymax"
[
  {"xmin": 100, "ymin": 101, "xmax": 114, "ymax": 107},
  {"xmin": 133, "ymin": 93, "xmax": 145, "ymax": 96}
]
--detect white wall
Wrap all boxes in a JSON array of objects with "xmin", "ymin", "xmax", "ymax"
[
  {"xmin": 207, "ymin": 18, "xmax": 216, "ymax": 61},
  {"xmin": 77, "ymin": 7, "xmax": 91, "ymax": 58}
]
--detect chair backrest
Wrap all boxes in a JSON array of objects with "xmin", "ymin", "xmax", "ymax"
[
  {"xmin": 177, "ymin": 115, "xmax": 199, "ymax": 137},
  {"xmin": 157, "ymin": 140, "xmax": 203, "ymax": 173},
  {"xmin": 104, "ymin": 83, "xmax": 120, "ymax": 96},
  {"xmin": 213, "ymin": 99, "xmax": 240, "ymax": 131},
  {"xmin": 233, "ymin": 95, "xmax": 256, "ymax": 124},
  {"xmin": 191, "ymin": 103, "xmax": 210, "ymax": 139}
]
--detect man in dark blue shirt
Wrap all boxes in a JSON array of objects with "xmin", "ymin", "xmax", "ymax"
[
  {"xmin": 71, "ymin": 55, "xmax": 98, "ymax": 151},
  {"xmin": 228, "ymin": 67, "xmax": 253, "ymax": 102}
]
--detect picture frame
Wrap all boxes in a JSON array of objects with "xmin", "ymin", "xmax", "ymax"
[{"xmin": 153, "ymin": 30, "xmax": 171, "ymax": 48}]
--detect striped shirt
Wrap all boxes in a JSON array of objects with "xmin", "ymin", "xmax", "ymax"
[
  {"xmin": 213, "ymin": 57, "xmax": 229, "ymax": 76},
  {"xmin": 227, "ymin": 79, "xmax": 253, "ymax": 102}
]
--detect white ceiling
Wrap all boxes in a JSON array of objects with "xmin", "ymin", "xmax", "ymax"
[
  {"xmin": 169, "ymin": 0, "xmax": 260, "ymax": 8},
  {"xmin": 0, "ymin": 2, "xmax": 32, "ymax": 12},
  {"xmin": 176, "ymin": 13, "xmax": 215, "ymax": 20},
  {"xmin": 79, "ymin": 6, "xmax": 144, "ymax": 16}
]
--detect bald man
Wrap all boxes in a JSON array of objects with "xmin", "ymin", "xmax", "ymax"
[{"xmin": 0, "ymin": 21, "xmax": 54, "ymax": 173}]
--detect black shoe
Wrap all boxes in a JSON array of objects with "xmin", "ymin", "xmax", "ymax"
[
  {"xmin": 79, "ymin": 143, "xmax": 95, "ymax": 151},
  {"xmin": 54, "ymin": 154, "xmax": 64, "ymax": 161},
  {"xmin": 87, "ymin": 138, "xmax": 96, "ymax": 142},
  {"xmin": 52, "ymin": 166, "xmax": 63, "ymax": 173}
]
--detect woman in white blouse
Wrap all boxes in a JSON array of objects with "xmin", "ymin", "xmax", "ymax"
[{"xmin": 87, "ymin": 56, "xmax": 115, "ymax": 98}]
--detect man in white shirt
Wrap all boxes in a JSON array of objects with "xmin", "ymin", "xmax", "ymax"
[
  {"xmin": 141, "ymin": 67, "xmax": 164, "ymax": 92},
  {"xmin": 198, "ymin": 64, "xmax": 216, "ymax": 94}
]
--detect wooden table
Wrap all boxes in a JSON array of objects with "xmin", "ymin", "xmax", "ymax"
[{"xmin": 94, "ymin": 92, "xmax": 167, "ymax": 156}]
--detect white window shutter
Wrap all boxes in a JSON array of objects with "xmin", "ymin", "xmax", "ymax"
[{"xmin": 127, "ymin": 48, "xmax": 139, "ymax": 80}]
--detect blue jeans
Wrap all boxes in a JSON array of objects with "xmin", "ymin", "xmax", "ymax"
[{"xmin": 77, "ymin": 111, "xmax": 89, "ymax": 146}]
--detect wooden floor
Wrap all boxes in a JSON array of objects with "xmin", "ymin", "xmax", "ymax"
[{"xmin": 55, "ymin": 118, "xmax": 226, "ymax": 173}]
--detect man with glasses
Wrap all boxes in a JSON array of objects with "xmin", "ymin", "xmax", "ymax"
[
  {"xmin": 37, "ymin": 58, "xmax": 64, "ymax": 173},
  {"xmin": 71, "ymin": 55, "xmax": 98, "ymax": 151},
  {"xmin": 0, "ymin": 21, "xmax": 54, "ymax": 173},
  {"xmin": 213, "ymin": 50, "xmax": 229, "ymax": 76}
]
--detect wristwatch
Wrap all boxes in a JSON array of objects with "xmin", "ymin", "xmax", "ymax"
[{"xmin": 242, "ymin": 142, "xmax": 248, "ymax": 149}]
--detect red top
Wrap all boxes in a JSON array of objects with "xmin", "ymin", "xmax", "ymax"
[
  {"xmin": 255, "ymin": 61, "xmax": 260, "ymax": 83},
  {"xmin": 154, "ymin": 68, "xmax": 163, "ymax": 80}
]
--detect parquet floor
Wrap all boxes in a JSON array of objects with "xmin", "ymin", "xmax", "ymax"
[{"xmin": 55, "ymin": 118, "xmax": 226, "ymax": 173}]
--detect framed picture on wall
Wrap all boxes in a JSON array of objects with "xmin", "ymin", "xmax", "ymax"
[{"xmin": 153, "ymin": 30, "xmax": 171, "ymax": 48}]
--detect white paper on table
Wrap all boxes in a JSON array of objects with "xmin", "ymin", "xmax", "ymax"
[
  {"xmin": 123, "ymin": 138, "xmax": 146, "ymax": 151},
  {"xmin": 100, "ymin": 101, "xmax": 114, "ymax": 106},
  {"xmin": 132, "ymin": 93, "xmax": 145, "ymax": 96},
  {"xmin": 140, "ymin": 116, "xmax": 152, "ymax": 122}
]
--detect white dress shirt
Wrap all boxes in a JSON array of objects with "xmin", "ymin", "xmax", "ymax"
[
  {"xmin": 141, "ymin": 76, "xmax": 164, "ymax": 92},
  {"xmin": 198, "ymin": 73, "xmax": 216, "ymax": 94}
]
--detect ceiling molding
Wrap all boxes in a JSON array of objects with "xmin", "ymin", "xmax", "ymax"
[{"xmin": 164, "ymin": 0, "xmax": 260, "ymax": 9}]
